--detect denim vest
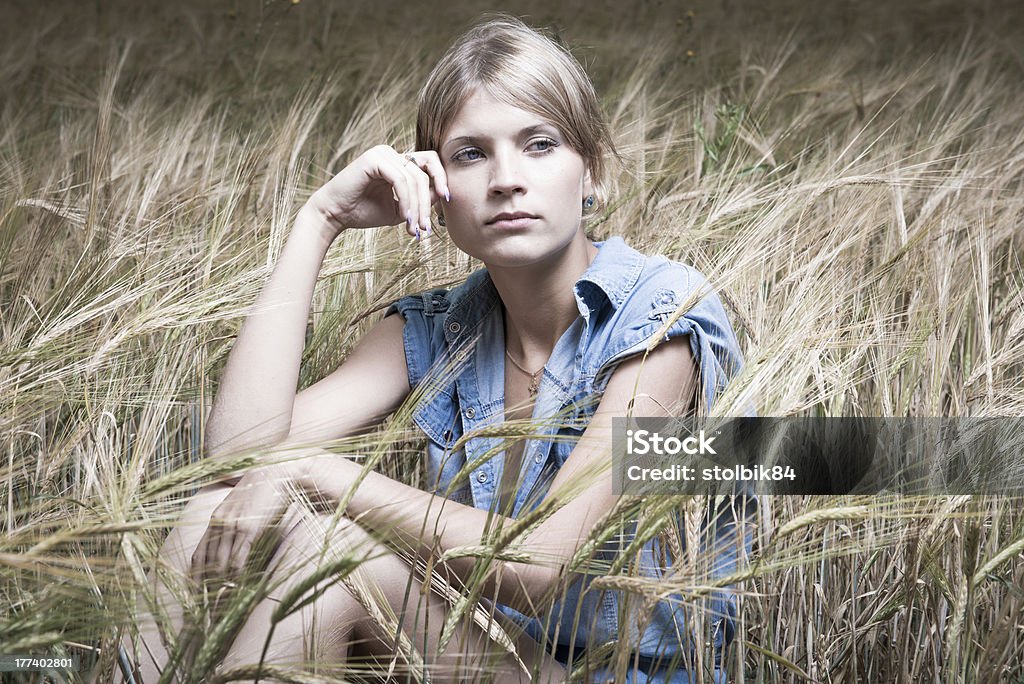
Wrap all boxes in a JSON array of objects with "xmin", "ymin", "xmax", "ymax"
[{"xmin": 386, "ymin": 237, "xmax": 752, "ymax": 682}]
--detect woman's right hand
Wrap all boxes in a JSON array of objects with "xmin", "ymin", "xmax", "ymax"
[
  {"xmin": 190, "ymin": 463, "xmax": 302, "ymax": 584},
  {"xmin": 306, "ymin": 145, "xmax": 450, "ymax": 239}
]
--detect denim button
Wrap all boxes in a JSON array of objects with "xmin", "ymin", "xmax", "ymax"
[
  {"xmin": 443, "ymin": 429, "xmax": 453, "ymax": 441},
  {"xmin": 653, "ymin": 288, "xmax": 677, "ymax": 307},
  {"xmin": 464, "ymin": 407, "xmax": 476, "ymax": 419},
  {"xmin": 534, "ymin": 454, "xmax": 543, "ymax": 464},
  {"xmin": 477, "ymin": 471, "xmax": 488, "ymax": 483},
  {"xmin": 447, "ymin": 321, "xmax": 462, "ymax": 334}
]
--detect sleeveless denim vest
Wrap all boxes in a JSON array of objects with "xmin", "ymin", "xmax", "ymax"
[{"xmin": 385, "ymin": 237, "xmax": 752, "ymax": 682}]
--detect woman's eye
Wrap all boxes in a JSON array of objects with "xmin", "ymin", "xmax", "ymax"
[
  {"xmin": 451, "ymin": 139, "xmax": 558, "ymax": 163},
  {"xmin": 529, "ymin": 138, "xmax": 558, "ymax": 153},
  {"xmin": 452, "ymin": 148, "xmax": 483, "ymax": 162}
]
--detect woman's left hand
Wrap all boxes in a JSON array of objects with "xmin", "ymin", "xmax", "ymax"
[{"xmin": 190, "ymin": 461, "xmax": 306, "ymax": 585}]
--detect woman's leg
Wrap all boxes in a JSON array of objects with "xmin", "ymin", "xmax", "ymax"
[
  {"xmin": 125, "ymin": 483, "xmax": 238, "ymax": 681},
  {"xmin": 259, "ymin": 508, "xmax": 567, "ymax": 683},
  {"xmin": 124, "ymin": 484, "xmax": 566, "ymax": 683},
  {"xmin": 123, "ymin": 483, "xmax": 363, "ymax": 681}
]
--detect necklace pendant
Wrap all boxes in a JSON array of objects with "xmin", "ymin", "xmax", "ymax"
[{"xmin": 528, "ymin": 379, "xmax": 539, "ymax": 396}]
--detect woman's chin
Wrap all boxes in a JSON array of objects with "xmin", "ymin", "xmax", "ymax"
[
  {"xmin": 473, "ymin": 240, "xmax": 558, "ymax": 269},
  {"xmin": 451, "ymin": 226, "xmax": 584, "ymax": 270}
]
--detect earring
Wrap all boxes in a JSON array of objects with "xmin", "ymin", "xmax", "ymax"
[
  {"xmin": 583, "ymin": 195, "xmax": 595, "ymax": 210},
  {"xmin": 436, "ymin": 213, "xmax": 446, "ymax": 227}
]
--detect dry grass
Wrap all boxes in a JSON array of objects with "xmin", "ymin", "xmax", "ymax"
[{"xmin": 2, "ymin": 0, "xmax": 1023, "ymax": 681}]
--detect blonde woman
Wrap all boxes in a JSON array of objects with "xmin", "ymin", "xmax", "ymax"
[{"xmin": 126, "ymin": 15, "xmax": 749, "ymax": 684}]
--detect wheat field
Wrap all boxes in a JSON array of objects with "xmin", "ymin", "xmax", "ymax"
[{"xmin": 1, "ymin": 0, "xmax": 1023, "ymax": 681}]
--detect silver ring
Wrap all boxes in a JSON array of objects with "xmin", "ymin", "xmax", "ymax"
[{"xmin": 403, "ymin": 153, "xmax": 417, "ymax": 166}]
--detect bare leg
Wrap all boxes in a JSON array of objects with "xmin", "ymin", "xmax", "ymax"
[
  {"xmin": 258, "ymin": 509, "xmax": 567, "ymax": 683},
  {"xmin": 123, "ymin": 484, "xmax": 236, "ymax": 682},
  {"xmin": 122, "ymin": 484, "xmax": 566, "ymax": 683},
  {"xmin": 122, "ymin": 483, "xmax": 357, "ymax": 682}
]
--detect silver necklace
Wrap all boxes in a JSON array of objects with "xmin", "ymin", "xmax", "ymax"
[{"xmin": 505, "ymin": 349, "xmax": 544, "ymax": 396}]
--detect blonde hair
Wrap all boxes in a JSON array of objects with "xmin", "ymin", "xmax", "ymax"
[{"xmin": 416, "ymin": 15, "xmax": 615, "ymax": 210}]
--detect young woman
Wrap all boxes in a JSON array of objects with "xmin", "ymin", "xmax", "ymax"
[{"xmin": 127, "ymin": 15, "xmax": 749, "ymax": 684}]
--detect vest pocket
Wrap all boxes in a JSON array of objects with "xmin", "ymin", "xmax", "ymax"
[{"xmin": 413, "ymin": 390, "xmax": 473, "ymax": 505}]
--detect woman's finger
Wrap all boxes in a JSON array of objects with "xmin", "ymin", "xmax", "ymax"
[
  {"xmin": 209, "ymin": 500, "xmax": 243, "ymax": 580},
  {"xmin": 402, "ymin": 162, "xmax": 433, "ymax": 236},
  {"xmin": 233, "ymin": 536, "xmax": 255, "ymax": 577},
  {"xmin": 408, "ymin": 150, "xmax": 450, "ymax": 203},
  {"xmin": 190, "ymin": 534, "xmax": 205, "ymax": 586},
  {"xmin": 213, "ymin": 519, "xmax": 237, "ymax": 579},
  {"xmin": 223, "ymin": 521, "xmax": 247, "ymax": 578},
  {"xmin": 385, "ymin": 161, "xmax": 418, "ymax": 236},
  {"xmin": 365, "ymin": 148, "xmax": 417, "ymax": 236},
  {"xmin": 232, "ymin": 514, "xmax": 268, "ymax": 577},
  {"xmin": 192, "ymin": 525, "xmax": 217, "ymax": 585}
]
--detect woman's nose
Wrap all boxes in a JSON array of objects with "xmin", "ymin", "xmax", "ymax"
[{"xmin": 487, "ymin": 153, "xmax": 526, "ymax": 196}]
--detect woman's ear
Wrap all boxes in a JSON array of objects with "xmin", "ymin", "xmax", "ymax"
[{"xmin": 583, "ymin": 167, "xmax": 594, "ymax": 201}]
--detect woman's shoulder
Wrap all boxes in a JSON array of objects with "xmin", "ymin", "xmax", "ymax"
[
  {"xmin": 592, "ymin": 236, "xmax": 719, "ymax": 320},
  {"xmin": 585, "ymin": 237, "xmax": 745, "ymax": 402}
]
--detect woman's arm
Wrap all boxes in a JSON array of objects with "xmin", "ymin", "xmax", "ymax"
[
  {"xmin": 203, "ymin": 205, "xmax": 337, "ymax": 461},
  {"xmin": 295, "ymin": 335, "xmax": 697, "ymax": 617},
  {"xmin": 203, "ymin": 147, "xmax": 448, "ymax": 464}
]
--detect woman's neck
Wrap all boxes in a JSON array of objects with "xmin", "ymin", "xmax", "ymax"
[{"xmin": 488, "ymin": 234, "xmax": 598, "ymax": 367}]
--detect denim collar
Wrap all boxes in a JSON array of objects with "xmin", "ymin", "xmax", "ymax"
[{"xmin": 572, "ymin": 236, "xmax": 646, "ymax": 313}]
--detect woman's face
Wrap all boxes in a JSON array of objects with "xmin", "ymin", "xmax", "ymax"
[{"xmin": 437, "ymin": 90, "xmax": 593, "ymax": 268}]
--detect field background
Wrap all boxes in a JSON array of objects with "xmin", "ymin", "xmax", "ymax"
[{"xmin": 2, "ymin": 0, "xmax": 1023, "ymax": 681}]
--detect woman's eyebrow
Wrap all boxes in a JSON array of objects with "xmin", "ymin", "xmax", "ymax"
[{"xmin": 443, "ymin": 124, "xmax": 560, "ymax": 149}]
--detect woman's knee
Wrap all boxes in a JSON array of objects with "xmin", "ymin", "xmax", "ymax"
[
  {"xmin": 275, "ymin": 509, "xmax": 381, "ymax": 566},
  {"xmin": 272, "ymin": 513, "xmax": 422, "ymax": 629},
  {"xmin": 156, "ymin": 487, "xmax": 369, "ymax": 594},
  {"xmin": 266, "ymin": 509, "xmax": 390, "ymax": 599}
]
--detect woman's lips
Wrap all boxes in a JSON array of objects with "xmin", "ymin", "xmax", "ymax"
[{"xmin": 487, "ymin": 216, "xmax": 538, "ymax": 229}]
